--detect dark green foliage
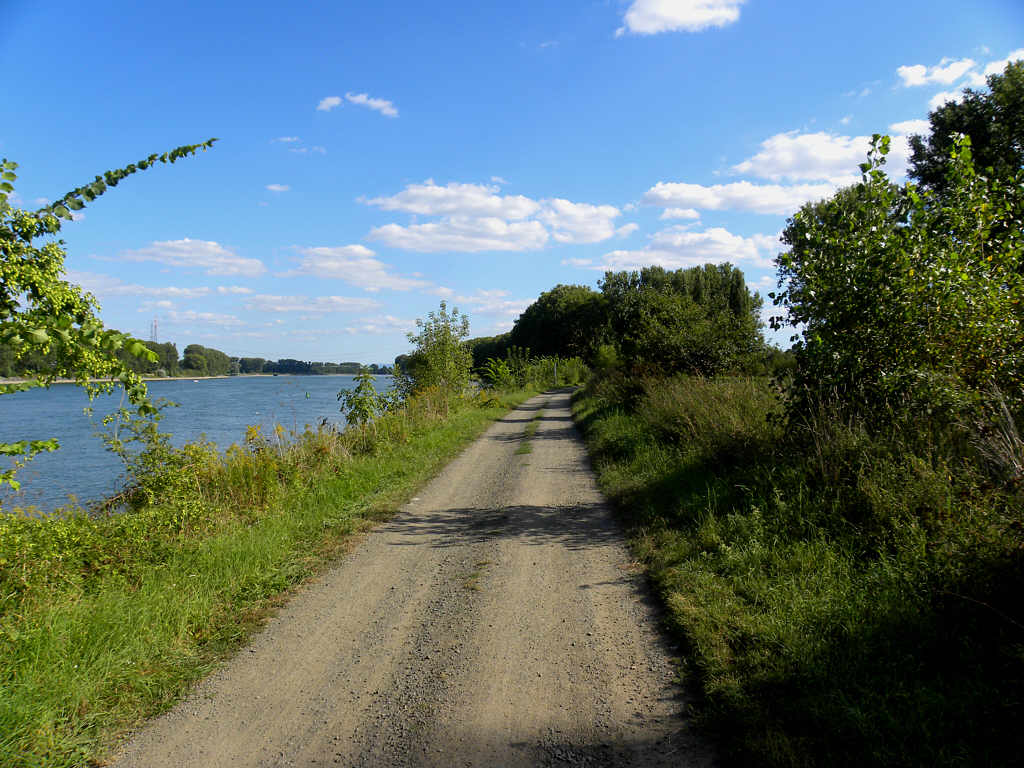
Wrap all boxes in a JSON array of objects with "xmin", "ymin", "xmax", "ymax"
[
  {"xmin": 467, "ymin": 334, "xmax": 512, "ymax": 369},
  {"xmin": 239, "ymin": 356, "xmax": 265, "ymax": 374},
  {"xmin": 600, "ymin": 264, "xmax": 764, "ymax": 375},
  {"xmin": 776, "ymin": 135, "xmax": 1024, "ymax": 423},
  {"xmin": 508, "ymin": 284, "xmax": 606, "ymax": 361},
  {"xmin": 574, "ymin": 374, "xmax": 1024, "ymax": 768},
  {"xmin": 181, "ymin": 344, "xmax": 231, "ymax": 376},
  {"xmin": 909, "ymin": 60, "xmax": 1024, "ymax": 192}
]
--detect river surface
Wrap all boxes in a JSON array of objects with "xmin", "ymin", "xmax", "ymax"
[{"xmin": 0, "ymin": 375, "xmax": 392, "ymax": 513}]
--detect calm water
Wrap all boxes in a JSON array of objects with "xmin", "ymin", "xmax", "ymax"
[{"xmin": 0, "ymin": 375, "xmax": 392, "ymax": 513}]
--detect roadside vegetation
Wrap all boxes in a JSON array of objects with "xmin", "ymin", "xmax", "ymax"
[
  {"xmin": 567, "ymin": 62, "xmax": 1024, "ymax": 767},
  {"xmin": 1, "ymin": 162, "xmax": 584, "ymax": 768}
]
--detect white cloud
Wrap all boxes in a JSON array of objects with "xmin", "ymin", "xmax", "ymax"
[
  {"xmin": 120, "ymin": 238, "xmax": 266, "ymax": 277},
  {"xmin": 659, "ymin": 207, "xmax": 700, "ymax": 220},
  {"xmin": 643, "ymin": 179, "xmax": 838, "ymax": 215},
  {"xmin": 616, "ymin": 222, "xmax": 639, "ymax": 237},
  {"xmin": 365, "ymin": 180, "xmax": 540, "ymax": 219},
  {"xmin": 340, "ymin": 314, "xmax": 410, "ymax": 335},
  {"xmin": 929, "ymin": 89, "xmax": 965, "ymax": 110},
  {"xmin": 70, "ymin": 212, "xmax": 85, "ymax": 222},
  {"xmin": 369, "ymin": 217, "xmax": 549, "ymax": 253},
  {"xmin": 345, "ymin": 92, "xmax": 398, "ymax": 118},
  {"xmin": 265, "ymin": 184, "xmax": 290, "ymax": 192},
  {"xmin": 536, "ymin": 199, "xmax": 623, "ymax": 244},
  {"xmin": 839, "ymin": 115, "xmax": 852, "ymax": 125},
  {"xmin": 245, "ymin": 295, "xmax": 380, "ymax": 313},
  {"xmin": 451, "ymin": 289, "xmax": 531, "ymax": 320},
  {"xmin": 272, "ymin": 136, "xmax": 301, "ymax": 143},
  {"xmin": 285, "ymin": 244, "xmax": 431, "ymax": 291},
  {"xmin": 889, "ymin": 119, "xmax": 931, "ymax": 136},
  {"xmin": 897, "ymin": 57, "xmax": 977, "ymax": 87},
  {"xmin": 491, "ymin": 175, "xmax": 508, "ymax": 185},
  {"xmin": 595, "ymin": 226, "xmax": 780, "ymax": 271},
  {"xmin": 731, "ymin": 131, "xmax": 870, "ymax": 183},
  {"xmin": 33, "ymin": 196, "xmax": 50, "ymax": 206},
  {"xmin": 216, "ymin": 285, "xmax": 253, "ymax": 295},
  {"xmin": 617, "ymin": 0, "xmax": 745, "ymax": 36},
  {"xmin": 289, "ymin": 146, "xmax": 327, "ymax": 155},
  {"xmin": 67, "ymin": 271, "xmax": 211, "ymax": 299},
  {"xmin": 982, "ymin": 48, "xmax": 1024, "ymax": 77},
  {"xmin": 165, "ymin": 309, "xmax": 244, "ymax": 327},
  {"xmin": 317, "ymin": 96, "xmax": 342, "ymax": 112}
]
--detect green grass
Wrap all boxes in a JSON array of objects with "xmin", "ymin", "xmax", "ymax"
[
  {"xmin": 0, "ymin": 388, "xmax": 536, "ymax": 768},
  {"xmin": 572, "ymin": 373, "xmax": 1024, "ymax": 768},
  {"xmin": 514, "ymin": 407, "xmax": 544, "ymax": 455}
]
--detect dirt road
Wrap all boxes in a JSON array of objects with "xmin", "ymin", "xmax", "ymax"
[{"xmin": 112, "ymin": 390, "xmax": 714, "ymax": 767}]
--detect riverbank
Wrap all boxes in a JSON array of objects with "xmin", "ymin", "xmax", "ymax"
[
  {"xmin": 0, "ymin": 373, "xmax": 392, "ymax": 385},
  {"xmin": 572, "ymin": 373, "xmax": 1023, "ymax": 767},
  {"xmin": 0, "ymin": 387, "xmax": 536, "ymax": 767}
]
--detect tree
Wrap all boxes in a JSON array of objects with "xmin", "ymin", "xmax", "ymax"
[
  {"xmin": 908, "ymin": 60, "xmax": 1024, "ymax": 191},
  {"xmin": 239, "ymin": 357, "xmax": 265, "ymax": 374},
  {"xmin": 0, "ymin": 140, "xmax": 216, "ymax": 493},
  {"xmin": 509, "ymin": 284, "xmax": 606, "ymax": 361},
  {"xmin": 395, "ymin": 302, "xmax": 472, "ymax": 408},
  {"xmin": 600, "ymin": 264, "xmax": 763, "ymax": 375},
  {"xmin": 775, "ymin": 134, "xmax": 1024, "ymax": 419}
]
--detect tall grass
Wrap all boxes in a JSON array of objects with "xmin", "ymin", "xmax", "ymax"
[
  {"xmin": 0, "ymin": 388, "xmax": 533, "ymax": 767},
  {"xmin": 573, "ymin": 373, "xmax": 1024, "ymax": 767}
]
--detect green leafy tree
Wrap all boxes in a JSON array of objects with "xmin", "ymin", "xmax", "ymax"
[
  {"xmin": 600, "ymin": 264, "xmax": 763, "ymax": 375},
  {"xmin": 0, "ymin": 140, "xmax": 216, "ymax": 493},
  {"xmin": 239, "ymin": 356, "xmax": 266, "ymax": 374},
  {"xmin": 509, "ymin": 284, "xmax": 607, "ymax": 361},
  {"xmin": 775, "ymin": 134, "xmax": 1024, "ymax": 419},
  {"xmin": 394, "ymin": 302, "xmax": 472, "ymax": 410},
  {"xmin": 909, "ymin": 60, "xmax": 1024, "ymax": 191}
]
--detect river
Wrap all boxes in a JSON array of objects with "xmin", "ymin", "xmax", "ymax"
[{"xmin": 0, "ymin": 375, "xmax": 392, "ymax": 514}]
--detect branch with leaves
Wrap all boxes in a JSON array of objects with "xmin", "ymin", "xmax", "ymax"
[{"xmin": 0, "ymin": 140, "xmax": 217, "ymax": 494}]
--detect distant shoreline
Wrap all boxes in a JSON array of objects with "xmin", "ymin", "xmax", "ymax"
[{"xmin": 0, "ymin": 373, "xmax": 392, "ymax": 386}]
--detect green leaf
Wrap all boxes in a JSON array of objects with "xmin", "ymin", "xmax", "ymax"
[
  {"xmin": 1, "ymin": 172, "xmax": 16, "ymax": 182},
  {"xmin": 26, "ymin": 328, "xmax": 49, "ymax": 344}
]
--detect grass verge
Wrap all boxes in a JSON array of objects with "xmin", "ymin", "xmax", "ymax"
[
  {"xmin": 0, "ymin": 388, "xmax": 535, "ymax": 767},
  {"xmin": 573, "ymin": 373, "xmax": 1024, "ymax": 767}
]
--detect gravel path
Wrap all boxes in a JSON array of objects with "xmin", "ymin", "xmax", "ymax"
[{"xmin": 112, "ymin": 390, "xmax": 715, "ymax": 767}]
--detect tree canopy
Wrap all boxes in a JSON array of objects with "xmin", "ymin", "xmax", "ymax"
[{"xmin": 909, "ymin": 59, "xmax": 1024, "ymax": 191}]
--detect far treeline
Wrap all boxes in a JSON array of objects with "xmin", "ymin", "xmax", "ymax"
[
  {"xmin": 0, "ymin": 340, "xmax": 391, "ymax": 379},
  {"xmin": 462, "ymin": 262, "xmax": 791, "ymax": 380}
]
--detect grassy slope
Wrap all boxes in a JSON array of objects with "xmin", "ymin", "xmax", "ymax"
[
  {"xmin": 0, "ymin": 391, "xmax": 534, "ymax": 768},
  {"xmin": 572, "ymin": 374, "xmax": 1024, "ymax": 768}
]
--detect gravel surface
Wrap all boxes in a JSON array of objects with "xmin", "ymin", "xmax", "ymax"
[{"xmin": 111, "ymin": 390, "xmax": 715, "ymax": 767}]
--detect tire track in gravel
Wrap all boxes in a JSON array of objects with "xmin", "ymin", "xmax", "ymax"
[{"xmin": 111, "ymin": 389, "xmax": 716, "ymax": 767}]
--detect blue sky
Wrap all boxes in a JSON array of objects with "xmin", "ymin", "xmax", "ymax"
[{"xmin": 2, "ymin": 0, "xmax": 1022, "ymax": 364}]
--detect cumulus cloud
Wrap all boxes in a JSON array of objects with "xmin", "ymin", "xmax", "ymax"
[
  {"xmin": 659, "ymin": 207, "xmax": 700, "ymax": 220},
  {"xmin": 929, "ymin": 89, "xmax": 965, "ymax": 110},
  {"xmin": 284, "ymin": 244, "xmax": 431, "ymax": 291},
  {"xmin": 119, "ymin": 238, "xmax": 266, "ymax": 277},
  {"xmin": 165, "ymin": 309, "xmax": 244, "ymax": 327},
  {"xmin": 245, "ymin": 295, "xmax": 380, "ymax": 313},
  {"xmin": 731, "ymin": 131, "xmax": 868, "ymax": 184},
  {"xmin": 365, "ymin": 180, "xmax": 540, "ymax": 219},
  {"xmin": 593, "ymin": 226, "xmax": 780, "ymax": 271},
  {"xmin": 981, "ymin": 47, "xmax": 1024, "ymax": 78},
  {"xmin": 617, "ymin": 0, "xmax": 745, "ymax": 36},
  {"xmin": 216, "ymin": 285, "xmax": 253, "ymax": 295},
  {"xmin": 889, "ymin": 119, "xmax": 931, "ymax": 136},
  {"xmin": 642, "ymin": 180, "xmax": 837, "ymax": 215},
  {"xmin": 316, "ymin": 96, "xmax": 342, "ymax": 111},
  {"xmin": 897, "ymin": 57, "xmax": 977, "ymax": 87},
  {"xmin": 67, "ymin": 271, "xmax": 211, "ymax": 299},
  {"xmin": 346, "ymin": 92, "xmax": 399, "ymax": 118},
  {"xmin": 365, "ymin": 179, "xmax": 632, "ymax": 252},
  {"xmin": 340, "ymin": 315, "xmax": 410, "ymax": 335},
  {"xmin": 265, "ymin": 184, "xmax": 290, "ymax": 192},
  {"xmin": 369, "ymin": 217, "xmax": 549, "ymax": 253},
  {"xmin": 536, "ymin": 199, "xmax": 623, "ymax": 244}
]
